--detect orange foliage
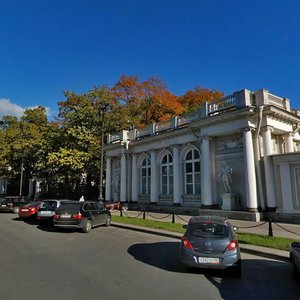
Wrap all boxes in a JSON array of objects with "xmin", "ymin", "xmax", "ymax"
[
  {"xmin": 112, "ymin": 75, "xmax": 183, "ymax": 127},
  {"xmin": 179, "ymin": 86, "xmax": 224, "ymax": 113}
]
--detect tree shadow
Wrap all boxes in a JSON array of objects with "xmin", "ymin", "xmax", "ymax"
[
  {"xmin": 128, "ymin": 241, "xmax": 182, "ymax": 272},
  {"xmin": 128, "ymin": 242, "xmax": 299, "ymax": 299}
]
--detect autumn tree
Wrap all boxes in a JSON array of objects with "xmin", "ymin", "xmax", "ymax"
[
  {"xmin": 50, "ymin": 85, "xmax": 124, "ymax": 198},
  {"xmin": 179, "ymin": 86, "xmax": 224, "ymax": 113},
  {"xmin": 112, "ymin": 75, "xmax": 184, "ymax": 128}
]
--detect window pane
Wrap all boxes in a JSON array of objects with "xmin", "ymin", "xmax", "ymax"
[
  {"xmin": 195, "ymin": 184, "xmax": 201, "ymax": 194},
  {"xmin": 162, "ymin": 185, "xmax": 167, "ymax": 194},
  {"xmin": 142, "ymin": 168, "xmax": 146, "ymax": 176},
  {"xmin": 162, "ymin": 166, "xmax": 168, "ymax": 175},
  {"xmin": 186, "ymin": 174, "xmax": 193, "ymax": 183},
  {"xmin": 195, "ymin": 173, "xmax": 200, "ymax": 184},
  {"xmin": 195, "ymin": 161, "xmax": 200, "ymax": 172},
  {"xmin": 162, "ymin": 176, "xmax": 167, "ymax": 185},
  {"xmin": 185, "ymin": 163, "xmax": 193, "ymax": 173},
  {"xmin": 194, "ymin": 150, "xmax": 200, "ymax": 159},
  {"xmin": 168, "ymin": 154, "xmax": 173, "ymax": 163},
  {"xmin": 186, "ymin": 150, "xmax": 193, "ymax": 160},
  {"xmin": 162, "ymin": 155, "xmax": 167, "ymax": 164},
  {"xmin": 187, "ymin": 184, "xmax": 193, "ymax": 194}
]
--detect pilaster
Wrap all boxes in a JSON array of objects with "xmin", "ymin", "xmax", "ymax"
[{"xmin": 201, "ymin": 136, "xmax": 213, "ymax": 207}]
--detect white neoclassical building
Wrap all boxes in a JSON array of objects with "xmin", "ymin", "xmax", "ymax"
[{"xmin": 104, "ymin": 89, "xmax": 300, "ymax": 221}]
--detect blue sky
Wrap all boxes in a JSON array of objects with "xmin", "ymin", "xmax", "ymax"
[{"xmin": 1, "ymin": 0, "xmax": 300, "ymax": 119}]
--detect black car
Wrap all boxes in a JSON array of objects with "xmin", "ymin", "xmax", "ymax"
[
  {"xmin": 53, "ymin": 201, "xmax": 111, "ymax": 233},
  {"xmin": 0, "ymin": 196, "xmax": 30, "ymax": 214}
]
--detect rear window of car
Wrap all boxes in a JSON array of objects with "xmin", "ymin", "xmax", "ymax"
[
  {"xmin": 188, "ymin": 222, "xmax": 229, "ymax": 238},
  {"xmin": 56, "ymin": 202, "xmax": 81, "ymax": 213},
  {"xmin": 40, "ymin": 201, "xmax": 58, "ymax": 211}
]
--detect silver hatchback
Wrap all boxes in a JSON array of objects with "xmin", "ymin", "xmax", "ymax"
[
  {"xmin": 37, "ymin": 199, "xmax": 70, "ymax": 222},
  {"xmin": 179, "ymin": 215, "xmax": 241, "ymax": 277}
]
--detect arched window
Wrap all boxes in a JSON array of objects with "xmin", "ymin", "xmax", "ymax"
[
  {"xmin": 141, "ymin": 157, "xmax": 151, "ymax": 194},
  {"xmin": 184, "ymin": 149, "xmax": 200, "ymax": 194},
  {"xmin": 160, "ymin": 154, "xmax": 173, "ymax": 195}
]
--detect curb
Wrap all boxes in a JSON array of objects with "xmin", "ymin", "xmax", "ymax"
[{"xmin": 112, "ymin": 222, "xmax": 290, "ymax": 262}]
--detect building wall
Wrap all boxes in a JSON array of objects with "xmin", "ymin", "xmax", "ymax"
[{"xmin": 105, "ymin": 89, "xmax": 300, "ymax": 218}]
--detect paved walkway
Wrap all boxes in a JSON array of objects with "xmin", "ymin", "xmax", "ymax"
[{"xmin": 111, "ymin": 209, "xmax": 300, "ymax": 262}]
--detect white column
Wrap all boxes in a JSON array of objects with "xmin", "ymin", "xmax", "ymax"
[
  {"xmin": 173, "ymin": 145, "xmax": 181, "ymax": 205},
  {"xmin": 120, "ymin": 151, "xmax": 127, "ymax": 202},
  {"xmin": 262, "ymin": 126, "xmax": 277, "ymax": 209},
  {"xmin": 28, "ymin": 179, "xmax": 34, "ymax": 199},
  {"xmin": 105, "ymin": 157, "xmax": 112, "ymax": 201},
  {"xmin": 285, "ymin": 132, "xmax": 294, "ymax": 153},
  {"xmin": 201, "ymin": 136, "xmax": 213, "ymax": 207},
  {"xmin": 150, "ymin": 150, "xmax": 158, "ymax": 203},
  {"xmin": 131, "ymin": 154, "xmax": 138, "ymax": 202},
  {"xmin": 243, "ymin": 128, "xmax": 258, "ymax": 211}
]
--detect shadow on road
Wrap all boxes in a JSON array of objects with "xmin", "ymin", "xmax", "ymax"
[
  {"xmin": 128, "ymin": 241, "xmax": 181, "ymax": 272},
  {"xmin": 128, "ymin": 242, "xmax": 299, "ymax": 299},
  {"xmin": 205, "ymin": 259, "xmax": 299, "ymax": 300}
]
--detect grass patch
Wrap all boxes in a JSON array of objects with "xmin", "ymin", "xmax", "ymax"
[
  {"xmin": 236, "ymin": 232, "xmax": 295, "ymax": 251},
  {"xmin": 112, "ymin": 215, "xmax": 298, "ymax": 251},
  {"xmin": 112, "ymin": 215, "xmax": 185, "ymax": 233}
]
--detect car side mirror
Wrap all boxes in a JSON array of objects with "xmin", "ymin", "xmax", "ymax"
[
  {"xmin": 233, "ymin": 226, "xmax": 239, "ymax": 232},
  {"xmin": 183, "ymin": 224, "xmax": 187, "ymax": 229}
]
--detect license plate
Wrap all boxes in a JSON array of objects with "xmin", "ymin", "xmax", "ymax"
[
  {"xmin": 22, "ymin": 209, "xmax": 29, "ymax": 212},
  {"xmin": 60, "ymin": 214, "xmax": 71, "ymax": 218},
  {"xmin": 1, "ymin": 205, "xmax": 6, "ymax": 207},
  {"xmin": 194, "ymin": 257, "xmax": 220, "ymax": 264}
]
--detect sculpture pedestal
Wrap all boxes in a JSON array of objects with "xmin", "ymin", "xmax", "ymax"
[
  {"xmin": 221, "ymin": 193, "xmax": 240, "ymax": 211},
  {"xmin": 114, "ymin": 192, "xmax": 119, "ymax": 202}
]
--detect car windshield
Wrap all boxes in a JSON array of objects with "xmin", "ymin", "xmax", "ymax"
[
  {"xmin": 40, "ymin": 201, "xmax": 57, "ymax": 211},
  {"xmin": 56, "ymin": 202, "xmax": 81, "ymax": 213},
  {"xmin": 188, "ymin": 222, "xmax": 229, "ymax": 238}
]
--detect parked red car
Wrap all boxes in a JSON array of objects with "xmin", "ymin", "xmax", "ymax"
[
  {"xmin": 104, "ymin": 201, "xmax": 121, "ymax": 211},
  {"xmin": 18, "ymin": 201, "xmax": 41, "ymax": 220}
]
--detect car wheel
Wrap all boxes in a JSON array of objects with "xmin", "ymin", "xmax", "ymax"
[
  {"xmin": 12, "ymin": 207, "xmax": 20, "ymax": 214},
  {"xmin": 291, "ymin": 256, "xmax": 299, "ymax": 279},
  {"xmin": 105, "ymin": 215, "xmax": 111, "ymax": 227},
  {"xmin": 82, "ymin": 220, "xmax": 92, "ymax": 233}
]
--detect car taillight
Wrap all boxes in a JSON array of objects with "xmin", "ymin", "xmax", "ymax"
[
  {"xmin": 53, "ymin": 214, "xmax": 59, "ymax": 220},
  {"xmin": 226, "ymin": 239, "xmax": 238, "ymax": 251},
  {"xmin": 73, "ymin": 213, "xmax": 83, "ymax": 220},
  {"xmin": 181, "ymin": 237, "xmax": 193, "ymax": 250}
]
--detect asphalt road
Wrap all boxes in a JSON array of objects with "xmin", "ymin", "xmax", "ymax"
[{"xmin": 0, "ymin": 213, "xmax": 299, "ymax": 300}]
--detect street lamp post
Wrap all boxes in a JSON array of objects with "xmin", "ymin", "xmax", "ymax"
[
  {"xmin": 98, "ymin": 104, "xmax": 109, "ymax": 201},
  {"xmin": 19, "ymin": 159, "xmax": 24, "ymax": 197}
]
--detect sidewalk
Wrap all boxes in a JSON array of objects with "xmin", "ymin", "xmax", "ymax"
[{"xmin": 110, "ymin": 209, "xmax": 300, "ymax": 262}]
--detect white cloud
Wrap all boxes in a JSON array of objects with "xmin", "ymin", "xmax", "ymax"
[
  {"xmin": 0, "ymin": 98, "xmax": 25, "ymax": 118},
  {"xmin": 0, "ymin": 98, "xmax": 52, "ymax": 119}
]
